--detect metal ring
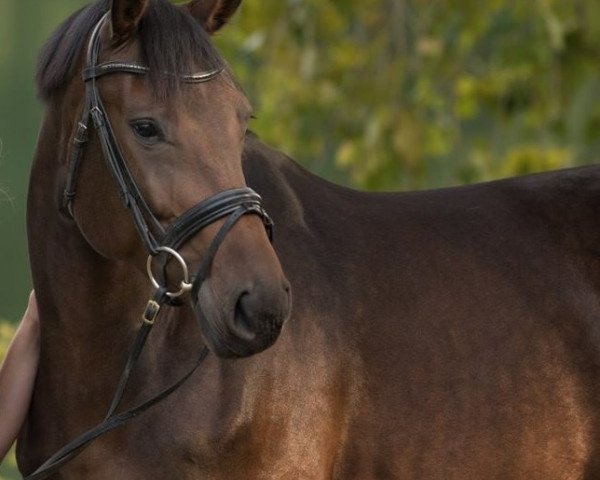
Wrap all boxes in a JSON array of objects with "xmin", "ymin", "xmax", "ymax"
[{"xmin": 146, "ymin": 247, "xmax": 193, "ymax": 298}]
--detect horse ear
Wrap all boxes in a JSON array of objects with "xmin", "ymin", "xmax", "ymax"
[
  {"xmin": 184, "ymin": 0, "xmax": 242, "ymax": 34},
  {"xmin": 110, "ymin": 0, "xmax": 149, "ymax": 44}
]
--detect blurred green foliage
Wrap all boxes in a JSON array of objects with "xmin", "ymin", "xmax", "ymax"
[
  {"xmin": 1, "ymin": 0, "xmax": 600, "ymax": 475},
  {"xmin": 0, "ymin": 320, "xmax": 18, "ymax": 479},
  {"xmin": 0, "ymin": 0, "xmax": 92, "ymax": 324},
  {"xmin": 217, "ymin": 0, "xmax": 600, "ymax": 189},
  {"xmin": 0, "ymin": 322, "xmax": 15, "ymax": 359},
  {"xmin": 0, "ymin": 447, "xmax": 19, "ymax": 480}
]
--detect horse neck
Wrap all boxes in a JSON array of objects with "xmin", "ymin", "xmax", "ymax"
[{"xmin": 242, "ymin": 134, "xmax": 362, "ymax": 300}]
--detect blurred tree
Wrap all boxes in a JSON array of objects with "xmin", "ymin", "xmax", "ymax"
[{"xmin": 215, "ymin": 0, "xmax": 600, "ymax": 190}]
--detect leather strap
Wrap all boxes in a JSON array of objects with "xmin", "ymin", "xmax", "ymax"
[
  {"xmin": 83, "ymin": 61, "xmax": 223, "ymax": 83},
  {"xmin": 24, "ymin": 348, "xmax": 209, "ymax": 480},
  {"xmin": 163, "ymin": 188, "xmax": 272, "ymax": 251},
  {"xmin": 24, "ymin": 287, "xmax": 209, "ymax": 480}
]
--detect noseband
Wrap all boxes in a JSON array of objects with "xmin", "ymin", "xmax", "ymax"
[{"xmin": 26, "ymin": 12, "xmax": 272, "ymax": 480}]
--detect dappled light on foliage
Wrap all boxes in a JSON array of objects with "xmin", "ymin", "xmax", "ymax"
[{"xmin": 215, "ymin": 0, "xmax": 600, "ymax": 190}]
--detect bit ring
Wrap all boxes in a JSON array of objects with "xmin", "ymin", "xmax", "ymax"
[{"xmin": 146, "ymin": 246, "xmax": 192, "ymax": 298}]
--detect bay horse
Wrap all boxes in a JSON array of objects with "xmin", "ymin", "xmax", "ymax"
[{"xmin": 20, "ymin": 0, "xmax": 600, "ymax": 478}]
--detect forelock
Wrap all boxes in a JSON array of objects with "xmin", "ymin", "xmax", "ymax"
[{"xmin": 36, "ymin": 0, "xmax": 227, "ymax": 102}]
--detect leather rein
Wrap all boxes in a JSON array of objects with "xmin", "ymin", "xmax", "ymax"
[{"xmin": 25, "ymin": 12, "xmax": 273, "ymax": 480}]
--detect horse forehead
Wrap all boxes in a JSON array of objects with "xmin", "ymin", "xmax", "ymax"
[
  {"xmin": 177, "ymin": 81, "xmax": 249, "ymax": 125},
  {"xmin": 97, "ymin": 75, "xmax": 156, "ymax": 112}
]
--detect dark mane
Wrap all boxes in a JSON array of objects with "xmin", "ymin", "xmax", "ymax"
[{"xmin": 36, "ymin": 0, "xmax": 226, "ymax": 101}]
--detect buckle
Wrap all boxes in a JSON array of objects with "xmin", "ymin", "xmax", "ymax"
[{"xmin": 142, "ymin": 299, "xmax": 161, "ymax": 325}]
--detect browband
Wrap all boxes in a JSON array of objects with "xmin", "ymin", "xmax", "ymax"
[{"xmin": 83, "ymin": 61, "xmax": 224, "ymax": 83}]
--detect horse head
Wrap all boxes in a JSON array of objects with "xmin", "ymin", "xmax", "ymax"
[{"xmin": 55, "ymin": 0, "xmax": 291, "ymax": 358}]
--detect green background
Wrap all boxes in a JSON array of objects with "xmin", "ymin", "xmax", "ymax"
[{"xmin": 2, "ymin": 0, "xmax": 600, "ymax": 477}]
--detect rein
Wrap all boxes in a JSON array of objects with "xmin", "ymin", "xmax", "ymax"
[{"xmin": 25, "ymin": 12, "xmax": 272, "ymax": 480}]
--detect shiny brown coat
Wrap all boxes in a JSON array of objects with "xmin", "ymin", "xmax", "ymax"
[{"xmin": 19, "ymin": 0, "xmax": 600, "ymax": 478}]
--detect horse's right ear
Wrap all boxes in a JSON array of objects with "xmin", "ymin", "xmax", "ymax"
[
  {"xmin": 183, "ymin": 0, "xmax": 243, "ymax": 34},
  {"xmin": 110, "ymin": 0, "xmax": 149, "ymax": 45}
]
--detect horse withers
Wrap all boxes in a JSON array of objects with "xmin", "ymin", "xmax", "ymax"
[{"xmin": 21, "ymin": 0, "xmax": 600, "ymax": 478}]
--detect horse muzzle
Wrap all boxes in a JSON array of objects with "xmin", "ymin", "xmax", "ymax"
[{"xmin": 193, "ymin": 276, "xmax": 291, "ymax": 358}]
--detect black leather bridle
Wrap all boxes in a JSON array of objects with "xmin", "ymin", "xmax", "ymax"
[{"xmin": 25, "ymin": 12, "xmax": 272, "ymax": 480}]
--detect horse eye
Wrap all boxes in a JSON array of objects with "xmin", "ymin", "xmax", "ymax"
[{"xmin": 130, "ymin": 119, "xmax": 162, "ymax": 142}]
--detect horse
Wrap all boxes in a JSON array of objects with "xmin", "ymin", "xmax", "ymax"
[{"xmin": 20, "ymin": 0, "xmax": 600, "ymax": 478}]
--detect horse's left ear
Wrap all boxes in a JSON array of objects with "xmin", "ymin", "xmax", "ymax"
[
  {"xmin": 184, "ymin": 0, "xmax": 242, "ymax": 34},
  {"xmin": 110, "ymin": 0, "xmax": 149, "ymax": 44}
]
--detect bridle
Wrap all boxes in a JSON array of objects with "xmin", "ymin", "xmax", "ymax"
[
  {"xmin": 25, "ymin": 12, "xmax": 273, "ymax": 480},
  {"xmin": 64, "ymin": 12, "xmax": 273, "ymax": 294}
]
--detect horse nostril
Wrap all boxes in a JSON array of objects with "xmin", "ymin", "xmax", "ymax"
[
  {"xmin": 232, "ymin": 292, "xmax": 256, "ymax": 341},
  {"xmin": 230, "ymin": 282, "xmax": 290, "ymax": 342}
]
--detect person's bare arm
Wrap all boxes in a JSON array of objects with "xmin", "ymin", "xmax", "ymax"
[{"xmin": 0, "ymin": 292, "xmax": 40, "ymax": 461}]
